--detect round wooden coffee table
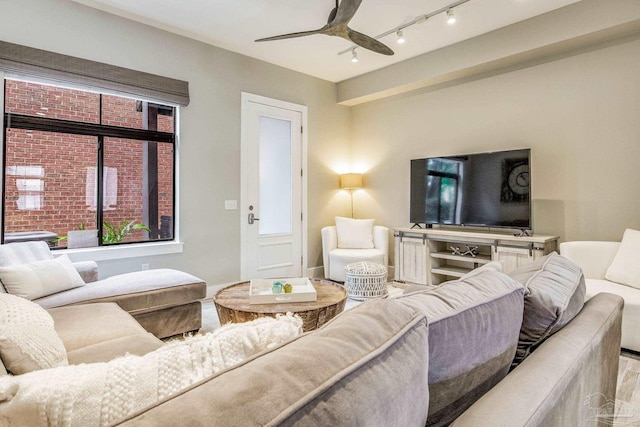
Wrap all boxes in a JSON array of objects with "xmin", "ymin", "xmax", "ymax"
[{"xmin": 214, "ymin": 279, "xmax": 347, "ymax": 332}]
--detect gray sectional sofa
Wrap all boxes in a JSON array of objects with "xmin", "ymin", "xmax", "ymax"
[
  {"xmin": 0, "ymin": 255, "xmax": 622, "ymax": 426},
  {"xmin": 115, "ymin": 258, "xmax": 621, "ymax": 426}
]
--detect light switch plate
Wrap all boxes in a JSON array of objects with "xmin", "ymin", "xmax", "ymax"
[{"xmin": 225, "ymin": 200, "xmax": 238, "ymax": 210}]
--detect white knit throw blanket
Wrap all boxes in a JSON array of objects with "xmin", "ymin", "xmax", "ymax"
[{"xmin": 0, "ymin": 314, "xmax": 302, "ymax": 427}]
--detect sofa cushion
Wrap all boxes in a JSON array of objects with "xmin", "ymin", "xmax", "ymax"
[
  {"xmin": 114, "ymin": 298, "xmax": 429, "ymax": 427},
  {"xmin": 33, "ymin": 269, "xmax": 206, "ymax": 314},
  {"xmin": 396, "ymin": 268, "xmax": 524, "ymax": 426},
  {"xmin": 66, "ymin": 333, "xmax": 163, "ymax": 365},
  {"xmin": 335, "ymin": 216, "xmax": 375, "ymax": 249},
  {"xmin": 509, "ymin": 252, "xmax": 586, "ymax": 366},
  {"xmin": 0, "ymin": 254, "xmax": 85, "ymax": 300},
  {"xmin": 0, "ymin": 293, "xmax": 67, "ymax": 374},
  {"xmin": 0, "ymin": 315, "xmax": 303, "ymax": 426},
  {"xmin": 605, "ymin": 228, "xmax": 640, "ymax": 289},
  {"xmin": 48, "ymin": 303, "xmax": 151, "ymax": 352}
]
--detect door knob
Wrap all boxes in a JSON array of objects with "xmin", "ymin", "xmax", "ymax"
[{"xmin": 248, "ymin": 213, "xmax": 260, "ymax": 225}]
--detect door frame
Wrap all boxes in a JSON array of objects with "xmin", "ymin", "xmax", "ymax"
[{"xmin": 240, "ymin": 92, "xmax": 308, "ymax": 280}]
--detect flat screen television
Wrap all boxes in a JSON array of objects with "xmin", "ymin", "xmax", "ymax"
[{"xmin": 410, "ymin": 148, "xmax": 531, "ymax": 230}]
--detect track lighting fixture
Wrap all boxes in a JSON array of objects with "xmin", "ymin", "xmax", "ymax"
[
  {"xmin": 446, "ymin": 9, "xmax": 456, "ymax": 25},
  {"xmin": 337, "ymin": 0, "xmax": 471, "ymax": 59}
]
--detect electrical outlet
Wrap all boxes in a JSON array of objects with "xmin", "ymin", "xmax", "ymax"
[
  {"xmin": 225, "ymin": 200, "xmax": 238, "ymax": 210},
  {"xmin": 141, "ymin": 263, "xmax": 149, "ymax": 271}
]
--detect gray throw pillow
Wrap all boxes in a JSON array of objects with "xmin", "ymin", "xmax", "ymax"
[
  {"xmin": 397, "ymin": 267, "xmax": 525, "ymax": 426},
  {"xmin": 509, "ymin": 252, "xmax": 586, "ymax": 367}
]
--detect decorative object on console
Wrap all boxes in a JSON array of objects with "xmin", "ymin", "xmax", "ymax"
[
  {"xmin": 340, "ymin": 173, "xmax": 363, "ymax": 218},
  {"xmin": 450, "ymin": 244, "xmax": 478, "ymax": 257},
  {"xmin": 344, "ymin": 261, "xmax": 388, "ymax": 301}
]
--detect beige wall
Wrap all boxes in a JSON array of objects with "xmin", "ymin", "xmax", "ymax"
[
  {"xmin": 0, "ymin": 0, "xmax": 350, "ymax": 284},
  {"xmin": 350, "ymin": 36, "xmax": 640, "ymax": 257},
  {"xmin": 3, "ymin": 0, "xmax": 639, "ymax": 281}
]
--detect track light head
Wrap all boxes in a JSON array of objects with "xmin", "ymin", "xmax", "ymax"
[
  {"xmin": 446, "ymin": 9, "xmax": 456, "ymax": 25},
  {"xmin": 351, "ymin": 49, "xmax": 359, "ymax": 63},
  {"xmin": 396, "ymin": 30, "xmax": 405, "ymax": 44}
]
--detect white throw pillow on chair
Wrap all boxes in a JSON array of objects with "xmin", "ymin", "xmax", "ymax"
[
  {"xmin": 606, "ymin": 228, "xmax": 640, "ymax": 289},
  {"xmin": 335, "ymin": 217, "xmax": 375, "ymax": 249}
]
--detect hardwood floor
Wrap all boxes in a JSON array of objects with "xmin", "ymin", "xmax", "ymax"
[
  {"xmin": 618, "ymin": 351, "xmax": 640, "ymax": 425},
  {"xmin": 201, "ymin": 300, "xmax": 640, "ymax": 425}
]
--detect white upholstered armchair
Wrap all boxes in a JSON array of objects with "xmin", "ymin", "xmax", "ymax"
[{"xmin": 321, "ymin": 218, "xmax": 389, "ymax": 282}]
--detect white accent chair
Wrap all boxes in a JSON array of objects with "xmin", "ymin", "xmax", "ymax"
[
  {"xmin": 560, "ymin": 240, "xmax": 640, "ymax": 352},
  {"xmin": 321, "ymin": 225, "xmax": 389, "ymax": 282}
]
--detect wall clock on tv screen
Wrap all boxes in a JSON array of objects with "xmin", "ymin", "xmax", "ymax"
[{"xmin": 501, "ymin": 158, "xmax": 529, "ymax": 203}]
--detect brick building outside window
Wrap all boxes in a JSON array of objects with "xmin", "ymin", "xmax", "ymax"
[{"xmin": 2, "ymin": 79, "xmax": 175, "ymax": 249}]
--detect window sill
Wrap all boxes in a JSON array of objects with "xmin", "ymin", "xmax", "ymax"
[{"xmin": 60, "ymin": 241, "xmax": 184, "ymax": 262}]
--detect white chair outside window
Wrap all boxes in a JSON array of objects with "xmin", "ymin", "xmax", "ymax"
[{"xmin": 321, "ymin": 217, "xmax": 389, "ymax": 282}]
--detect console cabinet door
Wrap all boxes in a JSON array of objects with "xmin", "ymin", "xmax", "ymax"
[
  {"xmin": 396, "ymin": 236, "xmax": 428, "ymax": 285},
  {"xmin": 493, "ymin": 246, "xmax": 533, "ymax": 274}
]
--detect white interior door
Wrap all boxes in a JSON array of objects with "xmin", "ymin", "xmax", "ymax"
[{"xmin": 241, "ymin": 93, "xmax": 306, "ymax": 280}]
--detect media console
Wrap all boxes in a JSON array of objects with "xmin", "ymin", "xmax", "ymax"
[{"xmin": 393, "ymin": 228, "xmax": 559, "ymax": 286}]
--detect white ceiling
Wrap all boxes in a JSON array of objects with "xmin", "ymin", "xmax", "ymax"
[{"xmin": 72, "ymin": 0, "xmax": 581, "ymax": 83}]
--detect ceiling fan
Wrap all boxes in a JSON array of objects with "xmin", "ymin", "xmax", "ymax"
[{"xmin": 255, "ymin": 0, "xmax": 394, "ymax": 56}]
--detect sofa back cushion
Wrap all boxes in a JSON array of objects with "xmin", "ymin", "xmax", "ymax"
[
  {"xmin": 605, "ymin": 228, "xmax": 640, "ymax": 289},
  {"xmin": 509, "ymin": 252, "xmax": 586, "ymax": 366},
  {"xmin": 396, "ymin": 265, "xmax": 525, "ymax": 426},
  {"xmin": 115, "ymin": 299, "xmax": 430, "ymax": 427}
]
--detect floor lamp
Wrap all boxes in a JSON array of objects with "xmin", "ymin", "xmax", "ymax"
[{"xmin": 340, "ymin": 173, "xmax": 363, "ymax": 218}]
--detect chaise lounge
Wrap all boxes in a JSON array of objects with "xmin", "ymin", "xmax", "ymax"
[{"xmin": 0, "ymin": 241, "xmax": 206, "ymax": 338}]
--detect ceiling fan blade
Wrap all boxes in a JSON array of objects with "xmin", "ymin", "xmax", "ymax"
[
  {"xmin": 347, "ymin": 28, "xmax": 394, "ymax": 55},
  {"xmin": 333, "ymin": 0, "xmax": 363, "ymax": 24},
  {"xmin": 255, "ymin": 28, "xmax": 327, "ymax": 42},
  {"xmin": 327, "ymin": 0, "xmax": 338, "ymax": 23}
]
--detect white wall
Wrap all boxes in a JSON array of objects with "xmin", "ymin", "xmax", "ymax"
[
  {"xmin": 350, "ymin": 35, "xmax": 640, "ymax": 257},
  {"xmin": 0, "ymin": 0, "xmax": 351, "ymax": 285}
]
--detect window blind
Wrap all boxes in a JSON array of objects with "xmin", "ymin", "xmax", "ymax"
[{"xmin": 0, "ymin": 41, "xmax": 189, "ymax": 106}]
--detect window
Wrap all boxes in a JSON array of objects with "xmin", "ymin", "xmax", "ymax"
[
  {"xmin": 426, "ymin": 158, "xmax": 461, "ymax": 224},
  {"xmin": 2, "ymin": 79, "xmax": 176, "ymax": 249}
]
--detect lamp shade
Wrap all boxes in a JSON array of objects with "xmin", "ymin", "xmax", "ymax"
[{"xmin": 340, "ymin": 173, "xmax": 363, "ymax": 190}]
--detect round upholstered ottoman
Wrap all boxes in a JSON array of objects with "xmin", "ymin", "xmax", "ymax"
[{"xmin": 344, "ymin": 261, "xmax": 388, "ymax": 301}]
